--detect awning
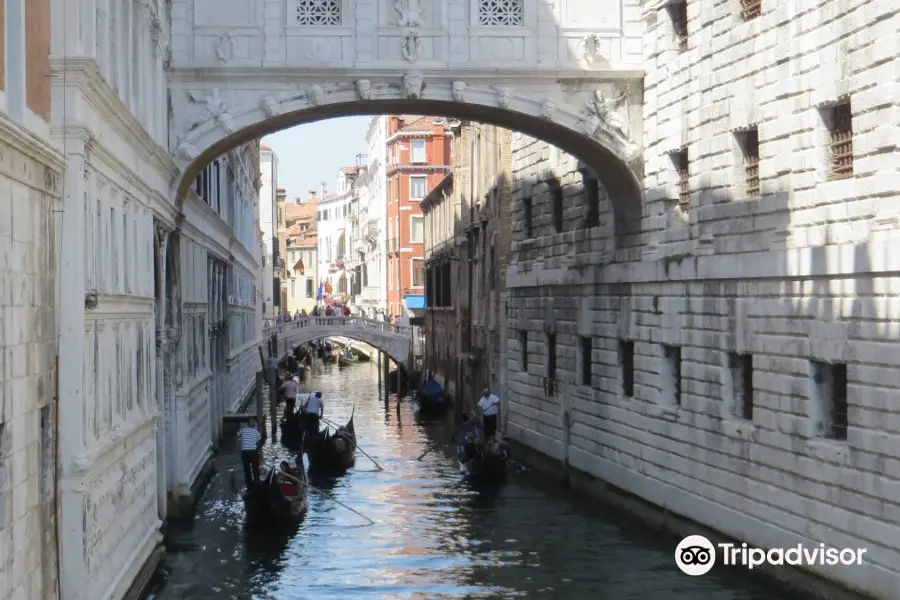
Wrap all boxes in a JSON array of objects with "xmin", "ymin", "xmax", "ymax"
[{"xmin": 404, "ymin": 294, "xmax": 425, "ymax": 310}]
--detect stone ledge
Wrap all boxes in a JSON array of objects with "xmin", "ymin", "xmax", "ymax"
[{"xmin": 507, "ymin": 438, "xmax": 877, "ymax": 600}]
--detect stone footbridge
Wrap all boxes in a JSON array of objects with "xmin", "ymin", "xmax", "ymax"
[{"xmin": 262, "ymin": 316, "xmax": 412, "ymax": 366}]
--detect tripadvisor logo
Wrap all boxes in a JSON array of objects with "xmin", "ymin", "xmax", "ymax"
[{"xmin": 675, "ymin": 535, "xmax": 866, "ymax": 576}]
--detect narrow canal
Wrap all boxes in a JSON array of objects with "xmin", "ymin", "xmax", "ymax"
[{"xmin": 149, "ymin": 359, "xmax": 794, "ymax": 600}]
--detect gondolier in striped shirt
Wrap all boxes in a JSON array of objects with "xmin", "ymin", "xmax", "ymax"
[{"xmin": 238, "ymin": 419, "xmax": 262, "ymax": 488}]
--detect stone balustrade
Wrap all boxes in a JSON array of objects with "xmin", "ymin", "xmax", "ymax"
[{"xmin": 262, "ymin": 316, "xmax": 411, "ymax": 366}]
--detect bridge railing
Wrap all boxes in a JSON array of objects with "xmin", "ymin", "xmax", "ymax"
[{"xmin": 262, "ymin": 316, "xmax": 412, "ymax": 341}]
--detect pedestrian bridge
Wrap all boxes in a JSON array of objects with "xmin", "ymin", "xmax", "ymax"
[
  {"xmin": 263, "ymin": 316, "xmax": 412, "ymax": 365},
  {"xmin": 167, "ymin": 0, "xmax": 646, "ymax": 210}
]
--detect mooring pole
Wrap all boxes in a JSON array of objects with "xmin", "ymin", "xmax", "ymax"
[
  {"xmin": 377, "ymin": 351, "xmax": 383, "ymax": 395},
  {"xmin": 383, "ymin": 357, "xmax": 391, "ymax": 402},
  {"xmin": 267, "ymin": 367, "xmax": 278, "ymax": 440},
  {"xmin": 255, "ymin": 370, "xmax": 266, "ymax": 442}
]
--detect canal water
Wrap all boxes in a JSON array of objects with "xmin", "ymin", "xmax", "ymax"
[{"xmin": 149, "ymin": 360, "xmax": 794, "ymax": 600}]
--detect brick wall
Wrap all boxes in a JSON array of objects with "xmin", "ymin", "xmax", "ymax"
[
  {"xmin": 506, "ymin": 1, "xmax": 900, "ymax": 597},
  {"xmin": 0, "ymin": 122, "xmax": 64, "ymax": 599},
  {"xmin": 25, "ymin": 0, "xmax": 51, "ymax": 120}
]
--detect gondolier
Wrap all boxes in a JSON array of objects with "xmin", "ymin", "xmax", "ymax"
[
  {"xmin": 279, "ymin": 376, "xmax": 299, "ymax": 419},
  {"xmin": 477, "ymin": 387, "xmax": 501, "ymax": 440},
  {"xmin": 302, "ymin": 391, "xmax": 324, "ymax": 437},
  {"xmin": 238, "ymin": 420, "xmax": 262, "ymax": 488}
]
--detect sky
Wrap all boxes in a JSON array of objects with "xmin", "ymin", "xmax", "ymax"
[{"xmin": 262, "ymin": 116, "xmax": 372, "ymax": 203}]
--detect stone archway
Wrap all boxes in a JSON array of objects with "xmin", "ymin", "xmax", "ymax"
[{"xmin": 168, "ymin": 79, "xmax": 644, "ymax": 223}]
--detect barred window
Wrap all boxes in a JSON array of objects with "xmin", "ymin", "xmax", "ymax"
[
  {"xmin": 740, "ymin": 0, "xmax": 761, "ymax": 20},
  {"xmin": 479, "ymin": 0, "xmax": 524, "ymax": 26},
  {"xmin": 296, "ymin": 0, "xmax": 341, "ymax": 26},
  {"xmin": 828, "ymin": 103, "xmax": 853, "ymax": 180},
  {"xmin": 673, "ymin": 149, "xmax": 690, "ymax": 211},
  {"xmin": 738, "ymin": 128, "xmax": 760, "ymax": 197},
  {"xmin": 667, "ymin": 1, "xmax": 688, "ymax": 52}
]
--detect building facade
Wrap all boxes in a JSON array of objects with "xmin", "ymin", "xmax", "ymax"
[
  {"xmin": 285, "ymin": 193, "xmax": 319, "ymax": 312},
  {"xmin": 385, "ymin": 116, "xmax": 451, "ymax": 318},
  {"xmin": 259, "ymin": 144, "xmax": 279, "ymax": 319},
  {"xmin": 316, "ymin": 170, "xmax": 360, "ymax": 304},
  {"xmin": 503, "ymin": 2, "xmax": 900, "ymax": 598},
  {"xmin": 275, "ymin": 187, "xmax": 288, "ymax": 311},
  {"xmin": 355, "ymin": 117, "xmax": 389, "ymax": 315},
  {"xmin": 0, "ymin": 0, "xmax": 67, "ymax": 597}
]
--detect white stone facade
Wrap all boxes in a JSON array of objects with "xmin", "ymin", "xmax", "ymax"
[
  {"xmin": 505, "ymin": 2, "xmax": 900, "ymax": 599},
  {"xmin": 317, "ymin": 172, "xmax": 355, "ymax": 299},
  {"xmin": 0, "ymin": 112, "xmax": 66, "ymax": 600},
  {"xmin": 356, "ymin": 116, "xmax": 389, "ymax": 313},
  {"xmin": 259, "ymin": 146, "xmax": 279, "ymax": 318}
]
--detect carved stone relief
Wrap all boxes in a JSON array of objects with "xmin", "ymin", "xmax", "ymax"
[
  {"xmin": 307, "ymin": 84, "xmax": 326, "ymax": 106},
  {"xmin": 495, "ymin": 86, "xmax": 512, "ymax": 108},
  {"xmin": 581, "ymin": 87, "xmax": 641, "ymax": 161},
  {"xmin": 578, "ymin": 33, "xmax": 605, "ymax": 65},
  {"xmin": 260, "ymin": 96, "xmax": 280, "ymax": 118},
  {"xmin": 187, "ymin": 88, "xmax": 235, "ymax": 133},
  {"xmin": 402, "ymin": 72, "xmax": 424, "ymax": 99},
  {"xmin": 215, "ymin": 32, "xmax": 237, "ymax": 62},
  {"xmin": 395, "ymin": 0, "xmax": 423, "ymax": 27},
  {"xmin": 541, "ymin": 98, "xmax": 555, "ymax": 120},
  {"xmin": 451, "ymin": 81, "xmax": 467, "ymax": 102},
  {"xmin": 173, "ymin": 138, "xmax": 199, "ymax": 161},
  {"xmin": 355, "ymin": 79, "xmax": 372, "ymax": 100},
  {"xmin": 402, "ymin": 33, "xmax": 423, "ymax": 62}
]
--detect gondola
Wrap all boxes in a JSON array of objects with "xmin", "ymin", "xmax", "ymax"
[
  {"xmin": 413, "ymin": 377, "xmax": 448, "ymax": 413},
  {"xmin": 338, "ymin": 354, "xmax": 354, "ymax": 367},
  {"xmin": 241, "ymin": 461, "xmax": 309, "ymax": 524},
  {"xmin": 306, "ymin": 410, "xmax": 356, "ymax": 475},
  {"xmin": 456, "ymin": 419, "xmax": 508, "ymax": 481},
  {"xmin": 354, "ymin": 350, "xmax": 371, "ymax": 362}
]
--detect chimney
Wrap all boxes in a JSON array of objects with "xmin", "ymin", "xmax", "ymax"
[
  {"xmin": 319, "ymin": 181, "xmax": 326, "ymax": 197},
  {"xmin": 308, "ymin": 189, "xmax": 317, "ymax": 200}
]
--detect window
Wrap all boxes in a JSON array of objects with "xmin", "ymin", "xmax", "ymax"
[
  {"xmin": 410, "ymin": 215, "xmax": 424, "ymax": 244},
  {"xmin": 478, "ymin": 0, "xmax": 524, "ymax": 26},
  {"xmin": 738, "ymin": 128, "xmax": 760, "ymax": 197},
  {"xmin": 673, "ymin": 150, "xmax": 690, "ymax": 211},
  {"xmin": 520, "ymin": 331, "xmax": 528, "ymax": 370},
  {"xmin": 740, "ymin": 0, "xmax": 761, "ymax": 20},
  {"xmin": 409, "ymin": 176, "xmax": 427, "ymax": 200},
  {"xmin": 827, "ymin": 103, "xmax": 853, "ymax": 180},
  {"xmin": 522, "ymin": 196, "xmax": 533, "ymax": 237},
  {"xmin": 550, "ymin": 180, "xmax": 563, "ymax": 232},
  {"xmin": 412, "ymin": 259, "xmax": 424, "ymax": 287},
  {"xmin": 663, "ymin": 345, "xmax": 682, "ymax": 406},
  {"xmin": 619, "ymin": 340, "xmax": 635, "ymax": 398},
  {"xmin": 290, "ymin": 278, "xmax": 296, "ymax": 297},
  {"xmin": 729, "ymin": 353, "xmax": 754, "ymax": 420},
  {"xmin": 0, "ymin": 423, "xmax": 6, "ymax": 525},
  {"xmin": 667, "ymin": 1, "xmax": 688, "ymax": 52},
  {"xmin": 40, "ymin": 406, "xmax": 53, "ymax": 495},
  {"xmin": 306, "ymin": 278, "xmax": 314, "ymax": 298},
  {"xmin": 580, "ymin": 337, "xmax": 592, "ymax": 386},
  {"xmin": 546, "ymin": 333, "xmax": 556, "ymax": 396},
  {"xmin": 811, "ymin": 361, "xmax": 848, "ymax": 440},
  {"xmin": 583, "ymin": 173, "xmax": 600, "ymax": 227},
  {"xmin": 296, "ymin": 0, "xmax": 341, "ymax": 25},
  {"xmin": 410, "ymin": 139, "xmax": 426, "ymax": 163}
]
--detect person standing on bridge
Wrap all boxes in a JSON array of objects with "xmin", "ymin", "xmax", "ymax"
[
  {"xmin": 279, "ymin": 376, "xmax": 299, "ymax": 419},
  {"xmin": 238, "ymin": 419, "xmax": 262, "ymax": 488},
  {"xmin": 302, "ymin": 391, "xmax": 324, "ymax": 438},
  {"xmin": 477, "ymin": 387, "xmax": 501, "ymax": 441}
]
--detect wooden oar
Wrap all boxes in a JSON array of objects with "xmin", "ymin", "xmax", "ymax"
[
  {"xmin": 416, "ymin": 448, "xmax": 432, "ymax": 461},
  {"xmin": 294, "ymin": 477, "xmax": 375, "ymax": 525},
  {"xmin": 320, "ymin": 416, "xmax": 384, "ymax": 471}
]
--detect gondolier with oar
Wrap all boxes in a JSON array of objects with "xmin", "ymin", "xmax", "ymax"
[
  {"xmin": 238, "ymin": 419, "xmax": 262, "ymax": 489},
  {"xmin": 279, "ymin": 376, "xmax": 299, "ymax": 419},
  {"xmin": 477, "ymin": 387, "xmax": 501, "ymax": 442},
  {"xmin": 301, "ymin": 391, "xmax": 325, "ymax": 439}
]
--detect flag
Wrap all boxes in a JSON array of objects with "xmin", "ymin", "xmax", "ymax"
[{"xmin": 316, "ymin": 281, "xmax": 324, "ymax": 301}]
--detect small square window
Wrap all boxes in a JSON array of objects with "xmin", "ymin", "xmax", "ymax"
[
  {"xmin": 827, "ymin": 103, "xmax": 853, "ymax": 181},
  {"xmin": 811, "ymin": 361, "xmax": 848, "ymax": 440},
  {"xmin": 580, "ymin": 337, "xmax": 592, "ymax": 386}
]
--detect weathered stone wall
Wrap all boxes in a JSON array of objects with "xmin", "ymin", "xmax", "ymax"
[
  {"xmin": 506, "ymin": 2, "xmax": 900, "ymax": 597},
  {"xmin": 0, "ymin": 115, "xmax": 64, "ymax": 600}
]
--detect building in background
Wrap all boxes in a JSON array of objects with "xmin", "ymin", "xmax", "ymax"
[
  {"xmin": 276, "ymin": 187, "xmax": 288, "ymax": 310},
  {"xmin": 285, "ymin": 192, "xmax": 320, "ymax": 312},
  {"xmin": 385, "ymin": 116, "xmax": 451, "ymax": 318},
  {"xmin": 316, "ymin": 168, "xmax": 362, "ymax": 305},
  {"xmin": 354, "ymin": 117, "xmax": 389, "ymax": 316},
  {"xmin": 259, "ymin": 144, "xmax": 280, "ymax": 318}
]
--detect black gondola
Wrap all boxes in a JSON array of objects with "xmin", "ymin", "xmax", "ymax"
[
  {"xmin": 456, "ymin": 419, "xmax": 508, "ymax": 481},
  {"xmin": 241, "ymin": 461, "xmax": 309, "ymax": 524},
  {"xmin": 306, "ymin": 410, "xmax": 356, "ymax": 475},
  {"xmin": 338, "ymin": 354, "xmax": 354, "ymax": 367},
  {"xmin": 413, "ymin": 377, "xmax": 448, "ymax": 413}
]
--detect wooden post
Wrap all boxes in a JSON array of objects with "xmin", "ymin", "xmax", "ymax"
[
  {"xmin": 267, "ymin": 367, "xmax": 278, "ymax": 440},
  {"xmin": 377, "ymin": 351, "xmax": 383, "ymax": 395},
  {"xmin": 383, "ymin": 356, "xmax": 390, "ymax": 402},
  {"xmin": 258, "ymin": 345, "xmax": 267, "ymax": 371},
  {"xmin": 255, "ymin": 370, "xmax": 266, "ymax": 443}
]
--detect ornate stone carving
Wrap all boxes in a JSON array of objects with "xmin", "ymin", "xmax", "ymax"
[
  {"xmin": 451, "ymin": 81, "xmax": 467, "ymax": 102},
  {"xmin": 174, "ymin": 139, "xmax": 199, "ymax": 161},
  {"xmin": 541, "ymin": 98, "xmax": 556, "ymax": 120},
  {"xmin": 150, "ymin": 17, "xmax": 162, "ymax": 44},
  {"xmin": 495, "ymin": 86, "xmax": 512, "ymax": 109},
  {"xmin": 355, "ymin": 79, "xmax": 372, "ymax": 100},
  {"xmin": 578, "ymin": 33, "xmax": 605, "ymax": 65},
  {"xmin": 582, "ymin": 89, "xmax": 640, "ymax": 160},
  {"xmin": 187, "ymin": 88, "xmax": 235, "ymax": 133},
  {"xmin": 215, "ymin": 32, "xmax": 237, "ymax": 62},
  {"xmin": 260, "ymin": 96, "xmax": 280, "ymax": 117},
  {"xmin": 403, "ymin": 72, "xmax": 424, "ymax": 99},
  {"xmin": 402, "ymin": 33, "xmax": 423, "ymax": 62},
  {"xmin": 395, "ymin": 0, "xmax": 423, "ymax": 27},
  {"xmin": 307, "ymin": 84, "xmax": 326, "ymax": 106}
]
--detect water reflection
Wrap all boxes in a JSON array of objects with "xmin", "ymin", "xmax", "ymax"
[{"xmin": 150, "ymin": 360, "xmax": 796, "ymax": 600}]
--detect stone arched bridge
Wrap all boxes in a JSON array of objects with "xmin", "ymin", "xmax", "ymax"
[{"xmin": 262, "ymin": 316, "xmax": 412, "ymax": 366}]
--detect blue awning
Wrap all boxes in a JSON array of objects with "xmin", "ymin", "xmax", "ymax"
[{"xmin": 404, "ymin": 294, "xmax": 425, "ymax": 309}]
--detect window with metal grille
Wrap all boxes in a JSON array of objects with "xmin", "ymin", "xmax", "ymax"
[
  {"xmin": 522, "ymin": 197, "xmax": 533, "ymax": 237},
  {"xmin": 740, "ymin": 0, "xmax": 761, "ymax": 19},
  {"xmin": 664, "ymin": 345, "xmax": 682, "ymax": 406},
  {"xmin": 667, "ymin": 1, "xmax": 688, "ymax": 52},
  {"xmin": 478, "ymin": 0, "xmax": 524, "ymax": 26},
  {"xmin": 296, "ymin": 0, "xmax": 341, "ymax": 25},
  {"xmin": 729, "ymin": 353, "xmax": 754, "ymax": 420},
  {"xmin": 550, "ymin": 181, "xmax": 563, "ymax": 232},
  {"xmin": 583, "ymin": 173, "xmax": 600, "ymax": 227},
  {"xmin": 580, "ymin": 337, "xmax": 592, "ymax": 386},
  {"xmin": 520, "ymin": 330, "xmax": 528, "ymax": 371},
  {"xmin": 673, "ymin": 150, "xmax": 690, "ymax": 211},
  {"xmin": 811, "ymin": 361, "xmax": 848, "ymax": 440},
  {"xmin": 619, "ymin": 340, "xmax": 634, "ymax": 398},
  {"xmin": 738, "ymin": 128, "xmax": 760, "ymax": 197},
  {"xmin": 546, "ymin": 333, "xmax": 556, "ymax": 396},
  {"xmin": 828, "ymin": 103, "xmax": 853, "ymax": 180}
]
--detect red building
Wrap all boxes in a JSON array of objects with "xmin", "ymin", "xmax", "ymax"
[{"xmin": 385, "ymin": 116, "xmax": 453, "ymax": 317}]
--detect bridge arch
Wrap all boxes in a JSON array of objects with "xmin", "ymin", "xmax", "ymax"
[
  {"xmin": 265, "ymin": 317, "xmax": 411, "ymax": 367},
  {"xmin": 169, "ymin": 77, "xmax": 644, "ymax": 217}
]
